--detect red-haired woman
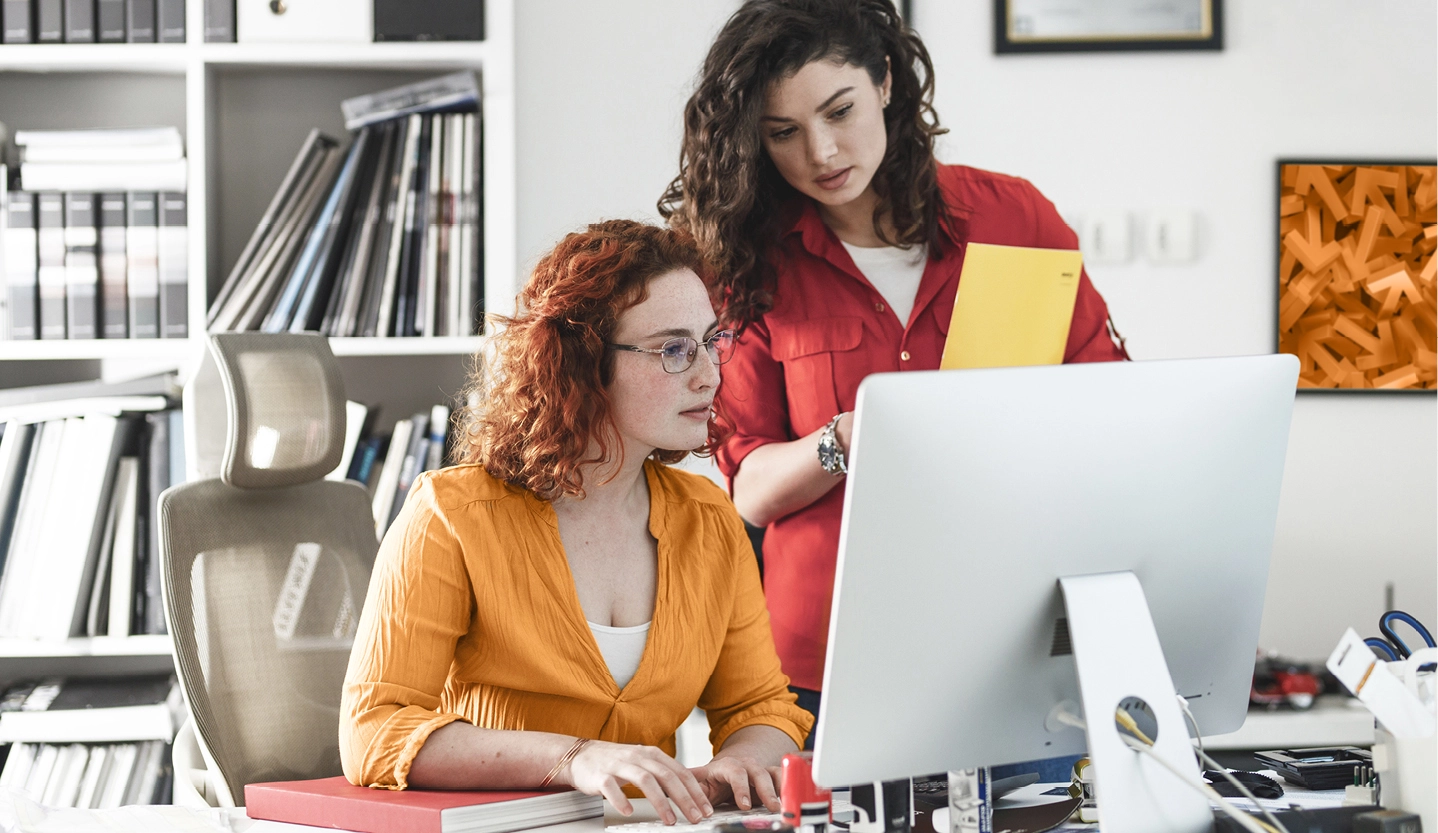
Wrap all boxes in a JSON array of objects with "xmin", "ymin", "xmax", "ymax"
[
  {"xmin": 660, "ymin": 0, "xmax": 1128, "ymax": 741},
  {"xmin": 341, "ymin": 221, "xmax": 811, "ymax": 822}
]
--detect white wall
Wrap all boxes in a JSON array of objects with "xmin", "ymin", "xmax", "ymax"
[{"xmin": 516, "ymin": 1, "xmax": 1437, "ymax": 658}]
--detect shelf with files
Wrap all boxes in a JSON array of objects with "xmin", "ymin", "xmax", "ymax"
[
  {"xmin": 0, "ymin": 0, "xmax": 515, "ymax": 362},
  {"xmin": 0, "ymin": 7, "xmax": 515, "ymax": 731}
]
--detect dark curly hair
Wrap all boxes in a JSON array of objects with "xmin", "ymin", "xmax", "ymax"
[
  {"xmin": 456, "ymin": 220, "xmax": 724, "ymax": 500},
  {"xmin": 659, "ymin": 0, "xmax": 954, "ymax": 328}
]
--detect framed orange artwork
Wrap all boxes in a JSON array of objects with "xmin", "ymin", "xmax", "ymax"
[{"xmin": 1277, "ymin": 161, "xmax": 1437, "ymax": 392}]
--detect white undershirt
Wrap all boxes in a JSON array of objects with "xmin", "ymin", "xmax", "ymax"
[
  {"xmin": 840, "ymin": 242, "xmax": 927, "ymax": 326},
  {"xmin": 588, "ymin": 621, "xmax": 651, "ymax": 688}
]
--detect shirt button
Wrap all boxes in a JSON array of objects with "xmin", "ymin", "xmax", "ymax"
[
  {"xmin": 875, "ymin": 302, "xmax": 885, "ymax": 313},
  {"xmin": 900, "ymin": 350, "xmax": 911, "ymax": 362}
]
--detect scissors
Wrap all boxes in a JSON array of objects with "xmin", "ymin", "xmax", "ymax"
[{"xmin": 1364, "ymin": 610, "xmax": 1435, "ymax": 661}]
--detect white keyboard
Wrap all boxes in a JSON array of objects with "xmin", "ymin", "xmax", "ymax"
[{"xmin": 605, "ymin": 809, "xmax": 781, "ymax": 833}]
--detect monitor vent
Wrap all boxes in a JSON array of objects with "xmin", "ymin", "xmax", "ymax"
[{"xmin": 1050, "ymin": 617, "xmax": 1072, "ymax": 656}]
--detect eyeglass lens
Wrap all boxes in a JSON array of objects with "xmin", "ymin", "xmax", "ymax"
[{"xmin": 659, "ymin": 332, "xmax": 735, "ymax": 373}]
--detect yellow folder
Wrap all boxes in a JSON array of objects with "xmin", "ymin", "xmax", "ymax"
[{"xmin": 939, "ymin": 243, "xmax": 1083, "ymax": 370}]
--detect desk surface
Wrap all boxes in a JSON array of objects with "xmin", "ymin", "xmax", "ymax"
[
  {"xmin": 226, "ymin": 780, "xmax": 1350, "ymax": 833},
  {"xmin": 1203, "ymin": 696, "xmax": 1374, "ymax": 750}
]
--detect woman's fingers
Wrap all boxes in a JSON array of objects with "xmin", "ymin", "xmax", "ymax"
[
  {"xmin": 640, "ymin": 760, "xmax": 707, "ymax": 823},
  {"xmin": 670, "ymin": 760, "xmax": 714, "ymax": 816},
  {"xmin": 600, "ymin": 776, "xmax": 633, "ymax": 817},
  {"xmin": 722, "ymin": 763, "xmax": 753, "ymax": 810},
  {"xmin": 747, "ymin": 761, "xmax": 780, "ymax": 811},
  {"xmin": 622, "ymin": 767, "xmax": 678, "ymax": 824}
]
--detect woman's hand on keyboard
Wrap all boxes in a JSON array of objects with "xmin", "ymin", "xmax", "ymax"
[
  {"xmin": 567, "ymin": 741, "xmax": 714, "ymax": 825},
  {"xmin": 688, "ymin": 757, "xmax": 782, "ymax": 813}
]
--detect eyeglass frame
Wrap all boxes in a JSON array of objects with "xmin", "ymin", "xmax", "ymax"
[{"xmin": 605, "ymin": 330, "xmax": 737, "ymax": 374}]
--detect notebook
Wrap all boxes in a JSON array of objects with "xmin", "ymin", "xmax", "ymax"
[{"xmin": 939, "ymin": 243, "xmax": 1083, "ymax": 370}]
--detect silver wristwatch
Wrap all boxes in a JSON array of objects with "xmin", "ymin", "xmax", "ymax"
[{"xmin": 817, "ymin": 413, "xmax": 847, "ymax": 476}]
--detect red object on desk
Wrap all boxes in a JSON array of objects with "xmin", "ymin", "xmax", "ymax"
[{"xmin": 244, "ymin": 776, "xmax": 601, "ymax": 833}]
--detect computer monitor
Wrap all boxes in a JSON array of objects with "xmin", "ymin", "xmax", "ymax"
[{"xmin": 812, "ymin": 355, "xmax": 1298, "ymax": 832}]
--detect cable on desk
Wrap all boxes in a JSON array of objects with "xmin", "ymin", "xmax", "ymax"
[{"xmin": 1174, "ymin": 696, "xmax": 1290, "ymax": 833}]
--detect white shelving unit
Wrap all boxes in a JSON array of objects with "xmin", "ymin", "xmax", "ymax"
[{"xmin": 0, "ymin": 1, "xmax": 516, "ymax": 687}]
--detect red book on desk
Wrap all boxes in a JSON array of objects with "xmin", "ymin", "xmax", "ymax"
[{"xmin": 244, "ymin": 776, "xmax": 604, "ymax": 833}]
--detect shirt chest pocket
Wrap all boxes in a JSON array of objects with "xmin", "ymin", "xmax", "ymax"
[{"xmin": 770, "ymin": 316, "xmax": 863, "ymax": 437}]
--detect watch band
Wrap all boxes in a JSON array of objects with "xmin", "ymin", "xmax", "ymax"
[{"xmin": 818, "ymin": 413, "xmax": 847, "ymax": 476}]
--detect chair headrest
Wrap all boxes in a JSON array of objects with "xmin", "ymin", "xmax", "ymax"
[{"xmin": 187, "ymin": 333, "xmax": 347, "ymax": 489}]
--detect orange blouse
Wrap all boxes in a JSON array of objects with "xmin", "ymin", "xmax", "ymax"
[{"xmin": 341, "ymin": 460, "xmax": 813, "ymax": 789}]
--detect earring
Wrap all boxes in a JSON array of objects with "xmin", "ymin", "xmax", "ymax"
[{"xmin": 883, "ymin": 95, "xmax": 891, "ymax": 107}]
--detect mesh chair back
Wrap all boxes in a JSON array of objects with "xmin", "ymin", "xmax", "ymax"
[
  {"xmin": 211, "ymin": 333, "xmax": 347, "ymax": 490},
  {"xmin": 161, "ymin": 334, "xmax": 377, "ymax": 805}
]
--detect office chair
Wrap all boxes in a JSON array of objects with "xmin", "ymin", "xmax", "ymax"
[{"xmin": 161, "ymin": 333, "xmax": 377, "ymax": 807}]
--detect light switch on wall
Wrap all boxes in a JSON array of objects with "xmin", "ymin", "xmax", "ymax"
[
  {"xmin": 1080, "ymin": 210, "xmax": 1131, "ymax": 264},
  {"xmin": 1146, "ymin": 209, "xmax": 1198, "ymax": 263}
]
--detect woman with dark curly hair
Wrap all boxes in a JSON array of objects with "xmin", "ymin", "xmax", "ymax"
[
  {"xmin": 660, "ymin": 0, "xmax": 1129, "ymax": 739},
  {"xmin": 341, "ymin": 220, "xmax": 811, "ymax": 820}
]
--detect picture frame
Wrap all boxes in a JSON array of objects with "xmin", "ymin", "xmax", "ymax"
[
  {"xmin": 993, "ymin": 0, "xmax": 1223, "ymax": 54},
  {"xmin": 1275, "ymin": 159, "xmax": 1437, "ymax": 394}
]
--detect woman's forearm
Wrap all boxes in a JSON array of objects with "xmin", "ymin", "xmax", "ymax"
[
  {"xmin": 731, "ymin": 414, "xmax": 852, "ymax": 527},
  {"xmin": 407, "ymin": 722, "xmax": 578, "ymax": 789}
]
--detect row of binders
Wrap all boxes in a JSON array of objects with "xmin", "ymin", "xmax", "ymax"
[
  {"xmin": 0, "ymin": 376, "xmax": 183, "ymax": 641},
  {"xmin": 0, "ymin": 0, "xmax": 185, "ymax": 43},
  {"xmin": 3, "ymin": 188, "xmax": 188, "ymax": 341},
  {"xmin": 2, "ymin": 126, "xmax": 189, "ymax": 341},
  {"xmin": 0, "ymin": 740, "xmax": 172, "ymax": 808},
  {"xmin": 210, "ymin": 72, "xmax": 483, "ymax": 338}
]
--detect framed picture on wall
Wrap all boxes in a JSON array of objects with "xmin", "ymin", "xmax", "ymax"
[
  {"xmin": 1276, "ymin": 160, "xmax": 1437, "ymax": 392},
  {"xmin": 994, "ymin": 0, "xmax": 1223, "ymax": 54}
]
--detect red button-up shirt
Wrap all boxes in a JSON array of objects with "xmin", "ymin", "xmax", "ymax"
[{"xmin": 714, "ymin": 164, "xmax": 1127, "ymax": 690}]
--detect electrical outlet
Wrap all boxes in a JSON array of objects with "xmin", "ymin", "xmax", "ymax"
[
  {"xmin": 1081, "ymin": 210, "xmax": 1131, "ymax": 265},
  {"xmin": 1147, "ymin": 209, "xmax": 1198, "ymax": 263}
]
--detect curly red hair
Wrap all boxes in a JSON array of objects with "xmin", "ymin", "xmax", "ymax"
[{"xmin": 458, "ymin": 220, "xmax": 726, "ymax": 500}]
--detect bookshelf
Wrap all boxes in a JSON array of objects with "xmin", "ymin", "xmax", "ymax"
[{"xmin": 0, "ymin": 0, "xmax": 515, "ymax": 701}]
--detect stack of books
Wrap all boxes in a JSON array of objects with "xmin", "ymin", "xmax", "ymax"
[
  {"xmin": 2, "ymin": 127, "xmax": 188, "ymax": 341},
  {"xmin": 246, "ymin": 776, "xmax": 603, "ymax": 833},
  {"xmin": 0, "ymin": 374, "xmax": 183, "ymax": 639},
  {"xmin": 0, "ymin": 675, "xmax": 180, "ymax": 808},
  {"xmin": 0, "ymin": 0, "xmax": 186, "ymax": 43},
  {"xmin": 330, "ymin": 401, "xmax": 456, "ymax": 540},
  {"xmin": 208, "ymin": 72, "xmax": 482, "ymax": 339}
]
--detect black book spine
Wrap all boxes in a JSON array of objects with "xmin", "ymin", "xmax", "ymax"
[
  {"xmin": 397, "ymin": 115, "xmax": 433, "ymax": 337},
  {"xmin": 157, "ymin": 192, "xmax": 187, "ymax": 338},
  {"xmin": 63, "ymin": 0, "xmax": 93, "ymax": 41},
  {"xmin": 35, "ymin": 193, "xmax": 67, "ymax": 340},
  {"xmin": 2, "ymin": 0, "xmax": 33, "ymax": 42},
  {"xmin": 34, "ymin": 0, "xmax": 59, "ymax": 41},
  {"xmin": 63, "ymin": 192, "xmax": 99, "ymax": 340},
  {"xmin": 96, "ymin": 0, "xmax": 122, "ymax": 40},
  {"xmin": 123, "ymin": 0, "xmax": 152, "ymax": 40},
  {"xmin": 99, "ymin": 193, "xmax": 129, "ymax": 339},
  {"xmin": 201, "ymin": 0, "xmax": 229, "ymax": 41},
  {"xmin": 153, "ymin": 0, "xmax": 179, "ymax": 41},
  {"xmin": 5, "ymin": 193, "xmax": 38, "ymax": 340}
]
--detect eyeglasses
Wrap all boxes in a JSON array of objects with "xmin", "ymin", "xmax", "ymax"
[{"xmin": 606, "ymin": 330, "xmax": 736, "ymax": 374}]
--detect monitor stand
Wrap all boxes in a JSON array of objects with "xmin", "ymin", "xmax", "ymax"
[{"xmin": 1058, "ymin": 571, "xmax": 1212, "ymax": 833}]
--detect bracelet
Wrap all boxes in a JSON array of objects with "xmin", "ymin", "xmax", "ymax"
[{"xmin": 540, "ymin": 738, "xmax": 593, "ymax": 788}]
